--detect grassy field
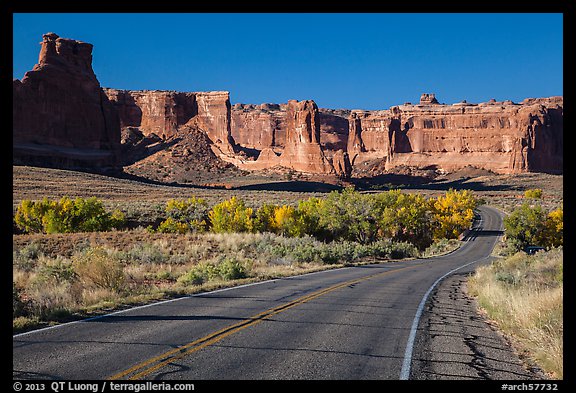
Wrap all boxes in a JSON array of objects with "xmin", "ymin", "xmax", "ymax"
[{"xmin": 468, "ymin": 247, "xmax": 563, "ymax": 379}]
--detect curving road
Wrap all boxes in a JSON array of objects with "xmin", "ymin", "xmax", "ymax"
[{"xmin": 13, "ymin": 206, "xmax": 503, "ymax": 380}]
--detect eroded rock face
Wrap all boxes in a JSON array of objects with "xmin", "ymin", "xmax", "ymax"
[
  {"xmin": 104, "ymin": 89, "xmax": 236, "ymax": 156},
  {"xmin": 230, "ymin": 103, "xmax": 285, "ymax": 152},
  {"xmin": 347, "ymin": 96, "xmax": 563, "ymax": 175},
  {"xmin": 275, "ymin": 100, "xmax": 334, "ymax": 174},
  {"xmin": 103, "ymin": 89, "xmax": 197, "ymax": 140},
  {"xmin": 13, "ymin": 33, "xmax": 121, "ymax": 168},
  {"xmin": 13, "ymin": 33, "xmax": 562, "ymax": 179}
]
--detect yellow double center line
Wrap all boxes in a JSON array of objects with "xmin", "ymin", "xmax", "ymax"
[{"xmin": 109, "ymin": 264, "xmax": 415, "ymax": 380}]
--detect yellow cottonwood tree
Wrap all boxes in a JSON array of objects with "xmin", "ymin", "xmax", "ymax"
[{"xmin": 432, "ymin": 189, "xmax": 477, "ymax": 239}]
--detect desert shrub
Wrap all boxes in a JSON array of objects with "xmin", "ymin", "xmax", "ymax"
[
  {"xmin": 524, "ymin": 188, "xmax": 543, "ymax": 199},
  {"xmin": 209, "ymin": 196, "xmax": 254, "ymax": 233},
  {"xmin": 37, "ymin": 255, "xmax": 76, "ymax": 283},
  {"xmin": 72, "ymin": 247, "xmax": 125, "ymax": 291},
  {"xmin": 468, "ymin": 248, "xmax": 563, "ymax": 378},
  {"xmin": 25, "ymin": 271, "xmax": 77, "ymax": 321},
  {"xmin": 177, "ymin": 256, "xmax": 248, "ymax": 286},
  {"xmin": 156, "ymin": 217, "xmax": 190, "ymax": 234},
  {"xmin": 217, "ymin": 257, "xmax": 249, "ymax": 280},
  {"xmin": 420, "ymin": 238, "xmax": 461, "ymax": 257},
  {"xmin": 177, "ymin": 267, "xmax": 206, "ymax": 286},
  {"xmin": 370, "ymin": 240, "xmax": 418, "ymax": 259},
  {"xmin": 13, "ymin": 283, "xmax": 26, "ymax": 318},
  {"xmin": 13, "ymin": 242, "xmax": 43, "ymax": 272},
  {"xmin": 157, "ymin": 197, "xmax": 209, "ymax": 233},
  {"xmin": 122, "ymin": 242, "xmax": 171, "ymax": 265},
  {"xmin": 14, "ymin": 197, "xmax": 125, "ymax": 234}
]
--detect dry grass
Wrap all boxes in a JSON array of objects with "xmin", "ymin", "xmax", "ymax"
[
  {"xmin": 468, "ymin": 248, "xmax": 563, "ymax": 379},
  {"xmin": 12, "ymin": 230, "xmax": 421, "ymax": 333}
]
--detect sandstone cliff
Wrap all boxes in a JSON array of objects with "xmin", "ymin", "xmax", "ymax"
[
  {"xmin": 13, "ymin": 33, "xmax": 562, "ymax": 180},
  {"xmin": 347, "ymin": 96, "xmax": 563, "ymax": 175},
  {"xmin": 103, "ymin": 89, "xmax": 236, "ymax": 156},
  {"xmin": 231, "ymin": 104, "xmax": 349, "ymax": 155},
  {"xmin": 13, "ymin": 33, "xmax": 121, "ymax": 168},
  {"xmin": 275, "ymin": 100, "xmax": 335, "ymax": 174}
]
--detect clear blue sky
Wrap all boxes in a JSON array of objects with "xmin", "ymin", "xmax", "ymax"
[{"xmin": 13, "ymin": 13, "xmax": 563, "ymax": 110}]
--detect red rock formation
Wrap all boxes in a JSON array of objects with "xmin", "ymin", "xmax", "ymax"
[
  {"xmin": 104, "ymin": 89, "xmax": 236, "ymax": 155},
  {"xmin": 332, "ymin": 149, "xmax": 352, "ymax": 178},
  {"xmin": 195, "ymin": 92, "xmax": 235, "ymax": 154},
  {"xmin": 231, "ymin": 103, "xmax": 285, "ymax": 150},
  {"xmin": 347, "ymin": 95, "xmax": 563, "ymax": 175},
  {"xmin": 276, "ymin": 100, "xmax": 334, "ymax": 174},
  {"xmin": 13, "ymin": 33, "xmax": 121, "ymax": 168},
  {"xmin": 231, "ymin": 105, "xmax": 349, "ymax": 154},
  {"xmin": 420, "ymin": 93, "xmax": 439, "ymax": 105},
  {"xmin": 103, "ymin": 89, "xmax": 197, "ymax": 139}
]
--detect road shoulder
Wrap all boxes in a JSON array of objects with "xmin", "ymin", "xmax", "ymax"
[{"xmin": 410, "ymin": 273, "xmax": 546, "ymax": 380}]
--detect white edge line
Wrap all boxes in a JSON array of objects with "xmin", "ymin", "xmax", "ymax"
[
  {"xmin": 399, "ymin": 206, "xmax": 504, "ymax": 380},
  {"xmin": 398, "ymin": 255, "xmax": 489, "ymax": 380},
  {"xmin": 13, "ymin": 266, "xmax": 351, "ymax": 339}
]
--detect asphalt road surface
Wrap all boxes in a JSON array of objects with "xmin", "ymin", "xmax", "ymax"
[{"xmin": 13, "ymin": 206, "xmax": 504, "ymax": 380}]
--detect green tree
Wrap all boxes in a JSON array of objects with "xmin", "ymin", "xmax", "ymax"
[
  {"xmin": 538, "ymin": 208, "xmax": 563, "ymax": 248},
  {"xmin": 254, "ymin": 203, "xmax": 277, "ymax": 233},
  {"xmin": 377, "ymin": 191, "xmax": 433, "ymax": 249},
  {"xmin": 14, "ymin": 197, "xmax": 125, "ymax": 234},
  {"xmin": 295, "ymin": 197, "xmax": 328, "ymax": 238},
  {"xmin": 208, "ymin": 196, "xmax": 254, "ymax": 233},
  {"xmin": 504, "ymin": 202, "xmax": 547, "ymax": 251},
  {"xmin": 310, "ymin": 188, "xmax": 378, "ymax": 243}
]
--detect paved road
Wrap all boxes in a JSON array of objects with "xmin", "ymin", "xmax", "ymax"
[{"xmin": 13, "ymin": 206, "xmax": 503, "ymax": 380}]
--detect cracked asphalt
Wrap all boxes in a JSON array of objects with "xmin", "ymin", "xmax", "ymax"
[{"xmin": 410, "ymin": 273, "xmax": 546, "ymax": 380}]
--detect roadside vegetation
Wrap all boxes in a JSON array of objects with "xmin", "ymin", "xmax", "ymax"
[
  {"xmin": 468, "ymin": 193, "xmax": 563, "ymax": 378},
  {"xmin": 13, "ymin": 188, "xmax": 477, "ymax": 332}
]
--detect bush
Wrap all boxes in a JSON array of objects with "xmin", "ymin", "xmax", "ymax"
[
  {"xmin": 72, "ymin": 247, "xmax": 125, "ymax": 291},
  {"xmin": 14, "ymin": 197, "xmax": 125, "ymax": 234},
  {"xmin": 13, "ymin": 242, "xmax": 43, "ymax": 272},
  {"xmin": 209, "ymin": 196, "xmax": 254, "ymax": 233},
  {"xmin": 13, "ymin": 283, "xmax": 26, "ymax": 318},
  {"xmin": 156, "ymin": 217, "xmax": 190, "ymax": 234},
  {"xmin": 524, "ymin": 188, "xmax": 543, "ymax": 199},
  {"xmin": 122, "ymin": 242, "xmax": 171, "ymax": 265},
  {"xmin": 177, "ymin": 256, "xmax": 248, "ymax": 286},
  {"xmin": 504, "ymin": 204, "xmax": 563, "ymax": 252},
  {"xmin": 163, "ymin": 197, "xmax": 208, "ymax": 232},
  {"xmin": 218, "ymin": 257, "xmax": 248, "ymax": 280}
]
